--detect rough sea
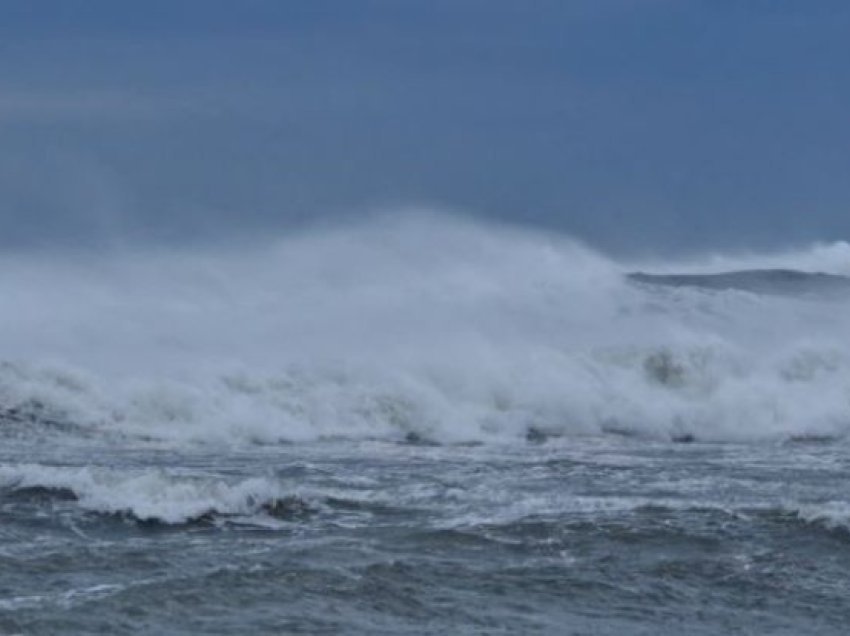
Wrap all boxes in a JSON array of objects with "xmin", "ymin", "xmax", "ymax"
[{"xmin": 2, "ymin": 216, "xmax": 850, "ymax": 635}]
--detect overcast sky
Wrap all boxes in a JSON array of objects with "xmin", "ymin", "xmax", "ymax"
[{"xmin": 1, "ymin": 0, "xmax": 849, "ymax": 252}]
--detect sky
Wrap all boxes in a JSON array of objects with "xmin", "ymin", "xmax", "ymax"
[{"xmin": 1, "ymin": 0, "xmax": 849, "ymax": 253}]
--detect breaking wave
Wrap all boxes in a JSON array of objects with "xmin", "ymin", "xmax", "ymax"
[
  {"xmin": 769, "ymin": 501, "xmax": 850, "ymax": 535},
  {"xmin": 4, "ymin": 461, "xmax": 850, "ymax": 536},
  {"xmin": 2, "ymin": 213, "xmax": 850, "ymax": 445},
  {"xmin": 0, "ymin": 464, "xmax": 308, "ymax": 525}
]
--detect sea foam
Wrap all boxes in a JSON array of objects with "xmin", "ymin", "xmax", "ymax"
[{"xmin": 1, "ymin": 213, "xmax": 850, "ymax": 446}]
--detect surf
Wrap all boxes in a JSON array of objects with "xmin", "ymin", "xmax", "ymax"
[{"xmin": 1, "ymin": 213, "xmax": 850, "ymax": 445}]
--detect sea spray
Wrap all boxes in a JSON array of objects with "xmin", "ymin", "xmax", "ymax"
[{"xmin": 1, "ymin": 213, "xmax": 849, "ymax": 445}]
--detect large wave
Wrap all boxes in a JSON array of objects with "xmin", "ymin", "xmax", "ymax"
[{"xmin": 2, "ymin": 212, "xmax": 850, "ymax": 445}]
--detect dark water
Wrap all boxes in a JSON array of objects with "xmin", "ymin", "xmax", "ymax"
[{"xmin": 2, "ymin": 433, "xmax": 849, "ymax": 635}]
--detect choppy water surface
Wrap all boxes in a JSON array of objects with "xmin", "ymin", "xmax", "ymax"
[
  {"xmin": 2, "ymin": 437, "xmax": 849, "ymax": 635},
  {"xmin": 2, "ymin": 217, "xmax": 850, "ymax": 634}
]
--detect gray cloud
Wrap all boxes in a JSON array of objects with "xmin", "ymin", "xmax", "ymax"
[{"xmin": 1, "ymin": 1, "xmax": 849, "ymax": 252}]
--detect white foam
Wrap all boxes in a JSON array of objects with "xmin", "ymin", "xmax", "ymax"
[
  {"xmin": 789, "ymin": 501, "xmax": 850, "ymax": 532},
  {"xmin": 1, "ymin": 213, "xmax": 849, "ymax": 445},
  {"xmin": 0, "ymin": 464, "xmax": 291, "ymax": 524}
]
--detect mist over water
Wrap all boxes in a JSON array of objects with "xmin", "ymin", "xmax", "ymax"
[{"xmin": 2, "ymin": 212, "xmax": 850, "ymax": 446}]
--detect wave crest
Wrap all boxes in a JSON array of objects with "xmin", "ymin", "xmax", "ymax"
[
  {"xmin": 1, "ymin": 216, "xmax": 849, "ymax": 446},
  {"xmin": 0, "ymin": 464, "xmax": 308, "ymax": 525}
]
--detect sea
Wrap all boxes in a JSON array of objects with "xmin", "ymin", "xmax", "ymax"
[{"xmin": 2, "ymin": 216, "xmax": 850, "ymax": 635}]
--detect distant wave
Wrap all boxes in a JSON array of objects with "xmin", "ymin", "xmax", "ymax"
[{"xmin": 628, "ymin": 269, "xmax": 850, "ymax": 297}]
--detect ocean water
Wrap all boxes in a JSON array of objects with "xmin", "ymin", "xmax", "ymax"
[{"xmin": 2, "ymin": 216, "xmax": 850, "ymax": 635}]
